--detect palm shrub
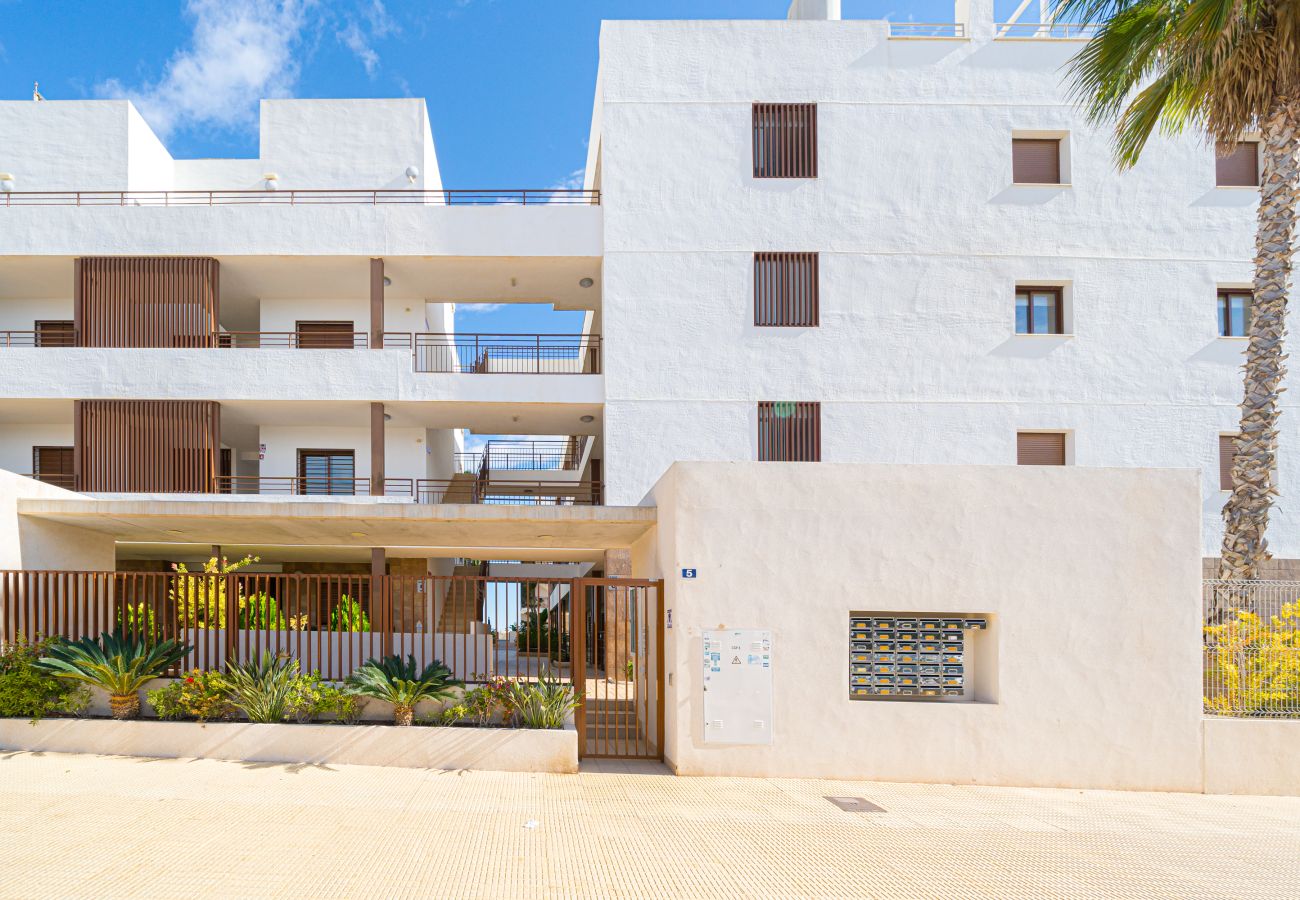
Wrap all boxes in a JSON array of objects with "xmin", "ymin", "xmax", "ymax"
[
  {"xmin": 345, "ymin": 655, "xmax": 461, "ymax": 726},
  {"xmin": 1059, "ymin": 0, "xmax": 1300, "ymax": 579},
  {"xmin": 504, "ymin": 671, "xmax": 581, "ymax": 730},
  {"xmin": 225, "ymin": 654, "xmax": 302, "ymax": 723},
  {"xmin": 36, "ymin": 631, "xmax": 190, "ymax": 719}
]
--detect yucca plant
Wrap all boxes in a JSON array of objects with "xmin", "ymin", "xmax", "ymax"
[
  {"xmin": 36, "ymin": 631, "xmax": 190, "ymax": 720},
  {"xmin": 224, "ymin": 653, "xmax": 301, "ymax": 723},
  {"xmin": 345, "ymin": 655, "xmax": 461, "ymax": 726},
  {"xmin": 504, "ymin": 671, "xmax": 581, "ymax": 730}
]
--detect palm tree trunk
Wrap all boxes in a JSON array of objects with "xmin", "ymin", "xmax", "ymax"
[{"xmin": 1219, "ymin": 99, "xmax": 1300, "ymax": 581}]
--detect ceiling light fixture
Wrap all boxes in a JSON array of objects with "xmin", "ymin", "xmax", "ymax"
[
  {"xmin": 383, "ymin": 276, "xmax": 392, "ymax": 287},
  {"xmin": 579, "ymin": 277, "xmax": 594, "ymax": 288},
  {"xmin": 580, "ymin": 415, "xmax": 594, "ymax": 423}
]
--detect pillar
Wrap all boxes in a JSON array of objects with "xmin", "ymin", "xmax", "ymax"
[
  {"xmin": 603, "ymin": 549, "xmax": 632, "ymax": 680},
  {"xmin": 369, "ymin": 257, "xmax": 384, "ymax": 349},
  {"xmin": 370, "ymin": 402, "xmax": 385, "ymax": 496}
]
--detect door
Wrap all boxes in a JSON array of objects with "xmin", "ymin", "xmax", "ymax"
[
  {"xmin": 32, "ymin": 445, "xmax": 75, "ymax": 489},
  {"xmin": 297, "ymin": 449, "xmax": 356, "ymax": 495},
  {"xmin": 573, "ymin": 578, "xmax": 664, "ymax": 759}
]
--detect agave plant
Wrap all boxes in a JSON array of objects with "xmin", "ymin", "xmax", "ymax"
[
  {"xmin": 36, "ymin": 631, "xmax": 190, "ymax": 720},
  {"xmin": 224, "ymin": 653, "xmax": 302, "ymax": 723},
  {"xmin": 345, "ymin": 655, "xmax": 461, "ymax": 726},
  {"xmin": 505, "ymin": 671, "xmax": 581, "ymax": 730}
]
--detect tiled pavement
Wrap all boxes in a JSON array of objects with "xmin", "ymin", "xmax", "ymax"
[{"xmin": 1, "ymin": 750, "xmax": 1297, "ymax": 899}]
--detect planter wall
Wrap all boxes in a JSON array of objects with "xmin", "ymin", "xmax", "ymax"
[{"xmin": 0, "ymin": 716, "xmax": 578, "ymax": 774}]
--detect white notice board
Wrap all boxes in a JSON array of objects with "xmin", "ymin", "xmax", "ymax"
[{"xmin": 702, "ymin": 629, "xmax": 773, "ymax": 745}]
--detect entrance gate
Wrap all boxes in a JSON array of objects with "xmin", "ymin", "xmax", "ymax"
[{"xmin": 572, "ymin": 578, "xmax": 664, "ymax": 759}]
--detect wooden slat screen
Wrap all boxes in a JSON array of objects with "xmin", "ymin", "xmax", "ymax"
[
  {"xmin": 1219, "ymin": 434, "xmax": 1239, "ymax": 491},
  {"xmin": 297, "ymin": 321, "xmax": 357, "ymax": 349},
  {"xmin": 1216, "ymin": 141, "xmax": 1258, "ymax": 187},
  {"xmin": 754, "ymin": 252, "xmax": 819, "ymax": 327},
  {"xmin": 76, "ymin": 400, "xmax": 221, "ymax": 492},
  {"xmin": 1016, "ymin": 432, "xmax": 1066, "ymax": 466},
  {"xmin": 34, "ymin": 320, "xmax": 75, "ymax": 347},
  {"xmin": 1012, "ymin": 139, "xmax": 1061, "ymax": 184},
  {"xmin": 753, "ymin": 103, "xmax": 818, "ymax": 178},
  {"xmin": 758, "ymin": 401, "xmax": 821, "ymax": 461},
  {"xmin": 76, "ymin": 257, "xmax": 219, "ymax": 348}
]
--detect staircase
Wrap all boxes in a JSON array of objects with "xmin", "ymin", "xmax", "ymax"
[
  {"xmin": 441, "ymin": 472, "xmax": 479, "ymax": 504},
  {"xmin": 437, "ymin": 565, "xmax": 485, "ymax": 634},
  {"xmin": 584, "ymin": 697, "xmax": 648, "ymax": 756}
]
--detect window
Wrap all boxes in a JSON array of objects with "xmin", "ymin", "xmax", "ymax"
[
  {"xmin": 35, "ymin": 320, "xmax": 75, "ymax": 347},
  {"xmin": 296, "ymin": 321, "xmax": 357, "ymax": 349},
  {"xmin": 1012, "ymin": 138, "xmax": 1062, "ymax": 184},
  {"xmin": 297, "ymin": 449, "xmax": 356, "ymax": 495},
  {"xmin": 1216, "ymin": 141, "xmax": 1259, "ymax": 187},
  {"xmin": 1219, "ymin": 435, "xmax": 1239, "ymax": 491},
  {"xmin": 32, "ymin": 446, "xmax": 74, "ymax": 489},
  {"xmin": 1218, "ymin": 290, "xmax": 1252, "ymax": 336},
  {"xmin": 752, "ymin": 103, "xmax": 817, "ymax": 179},
  {"xmin": 754, "ymin": 252, "xmax": 819, "ymax": 326},
  {"xmin": 1017, "ymin": 432, "xmax": 1066, "ymax": 466},
  {"xmin": 1015, "ymin": 287, "xmax": 1063, "ymax": 335},
  {"xmin": 758, "ymin": 401, "xmax": 821, "ymax": 461}
]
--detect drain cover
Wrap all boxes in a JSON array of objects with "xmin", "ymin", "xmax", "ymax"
[{"xmin": 826, "ymin": 796, "xmax": 885, "ymax": 813}]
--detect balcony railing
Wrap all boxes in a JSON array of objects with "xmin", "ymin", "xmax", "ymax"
[
  {"xmin": 888, "ymin": 22, "xmax": 967, "ymax": 38},
  {"xmin": 213, "ymin": 476, "xmax": 413, "ymax": 497},
  {"xmin": 456, "ymin": 438, "xmax": 590, "ymax": 480},
  {"xmin": 219, "ymin": 331, "xmax": 370, "ymax": 349},
  {"xmin": 995, "ymin": 21, "xmax": 1100, "ymax": 39},
  {"xmin": 0, "ymin": 330, "xmax": 77, "ymax": 347},
  {"xmin": 384, "ymin": 333, "xmax": 602, "ymax": 374},
  {"xmin": 192, "ymin": 474, "xmax": 602, "ymax": 505},
  {"xmin": 0, "ymin": 188, "xmax": 600, "ymax": 207}
]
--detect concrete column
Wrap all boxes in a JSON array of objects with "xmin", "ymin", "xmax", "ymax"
[
  {"xmin": 370, "ymin": 402, "xmax": 385, "ymax": 496},
  {"xmin": 603, "ymin": 549, "xmax": 632, "ymax": 680},
  {"xmin": 370, "ymin": 257, "xmax": 384, "ymax": 349}
]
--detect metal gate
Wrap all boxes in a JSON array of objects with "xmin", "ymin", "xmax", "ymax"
[{"xmin": 572, "ymin": 578, "xmax": 664, "ymax": 759}]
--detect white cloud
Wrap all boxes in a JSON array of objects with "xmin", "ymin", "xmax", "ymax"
[
  {"xmin": 457, "ymin": 303, "xmax": 507, "ymax": 314},
  {"xmin": 550, "ymin": 167, "xmax": 585, "ymax": 191},
  {"xmin": 96, "ymin": 0, "xmax": 314, "ymax": 139},
  {"xmin": 337, "ymin": 0, "xmax": 397, "ymax": 78}
]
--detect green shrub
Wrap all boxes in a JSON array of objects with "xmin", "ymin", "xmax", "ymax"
[
  {"xmin": 285, "ymin": 671, "xmax": 365, "ymax": 724},
  {"xmin": 504, "ymin": 672, "xmax": 581, "ymax": 730},
  {"xmin": 328, "ymin": 595, "xmax": 370, "ymax": 632},
  {"xmin": 147, "ymin": 669, "xmax": 234, "ymax": 722},
  {"xmin": 426, "ymin": 702, "xmax": 469, "ymax": 726},
  {"xmin": 0, "ymin": 637, "xmax": 91, "ymax": 722},
  {"xmin": 116, "ymin": 602, "xmax": 159, "ymax": 642},
  {"xmin": 462, "ymin": 677, "xmax": 510, "ymax": 726},
  {"xmin": 225, "ymin": 654, "xmax": 301, "ymax": 723}
]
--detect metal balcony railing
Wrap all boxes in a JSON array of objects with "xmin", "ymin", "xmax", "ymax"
[
  {"xmin": 383, "ymin": 333, "xmax": 601, "ymax": 375},
  {"xmin": 887, "ymin": 22, "xmax": 967, "ymax": 38},
  {"xmin": 0, "ymin": 188, "xmax": 600, "ymax": 207}
]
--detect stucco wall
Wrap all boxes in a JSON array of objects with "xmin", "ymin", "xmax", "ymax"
[
  {"xmin": 596, "ymin": 20, "xmax": 1267, "ymax": 558},
  {"xmin": 643, "ymin": 462, "xmax": 1204, "ymax": 791},
  {"xmin": 258, "ymin": 425, "xmax": 428, "ymax": 483},
  {"xmin": 0, "ymin": 468, "xmax": 114, "ymax": 570},
  {"xmin": 1203, "ymin": 719, "xmax": 1300, "ymax": 796}
]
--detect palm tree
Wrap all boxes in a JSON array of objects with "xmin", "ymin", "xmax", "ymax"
[
  {"xmin": 345, "ymin": 655, "xmax": 462, "ymax": 726},
  {"xmin": 1060, "ymin": 0, "xmax": 1300, "ymax": 580}
]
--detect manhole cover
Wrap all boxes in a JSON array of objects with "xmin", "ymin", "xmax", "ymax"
[{"xmin": 825, "ymin": 796, "xmax": 885, "ymax": 813}]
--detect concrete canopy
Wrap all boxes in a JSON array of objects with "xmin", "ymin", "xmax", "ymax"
[{"xmin": 16, "ymin": 495, "xmax": 654, "ymax": 561}]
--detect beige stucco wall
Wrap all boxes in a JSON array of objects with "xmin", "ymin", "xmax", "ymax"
[
  {"xmin": 0, "ymin": 469, "xmax": 115, "ymax": 570},
  {"xmin": 643, "ymin": 462, "xmax": 1204, "ymax": 791},
  {"xmin": 1203, "ymin": 719, "xmax": 1300, "ymax": 796}
]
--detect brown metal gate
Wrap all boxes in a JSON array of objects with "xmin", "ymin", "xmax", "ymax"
[{"xmin": 572, "ymin": 578, "xmax": 664, "ymax": 759}]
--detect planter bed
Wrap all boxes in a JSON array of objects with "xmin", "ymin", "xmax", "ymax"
[{"xmin": 0, "ymin": 716, "xmax": 578, "ymax": 774}]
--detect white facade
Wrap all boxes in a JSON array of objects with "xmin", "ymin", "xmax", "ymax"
[{"xmin": 593, "ymin": 10, "xmax": 1267, "ymax": 559}]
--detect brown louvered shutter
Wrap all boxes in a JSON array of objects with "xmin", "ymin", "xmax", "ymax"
[
  {"xmin": 296, "ymin": 321, "xmax": 357, "ymax": 349},
  {"xmin": 758, "ymin": 402, "xmax": 821, "ymax": 461},
  {"xmin": 76, "ymin": 257, "xmax": 219, "ymax": 348},
  {"xmin": 1218, "ymin": 435, "xmax": 1239, "ymax": 490},
  {"xmin": 76, "ymin": 400, "xmax": 221, "ymax": 492},
  {"xmin": 755, "ymin": 252, "xmax": 819, "ymax": 326},
  {"xmin": 1216, "ymin": 141, "xmax": 1258, "ymax": 187},
  {"xmin": 1012, "ymin": 139, "xmax": 1061, "ymax": 184},
  {"xmin": 32, "ymin": 446, "xmax": 75, "ymax": 488},
  {"xmin": 1016, "ymin": 432, "xmax": 1065, "ymax": 466},
  {"xmin": 752, "ymin": 104, "xmax": 818, "ymax": 178},
  {"xmin": 35, "ymin": 320, "xmax": 75, "ymax": 347}
]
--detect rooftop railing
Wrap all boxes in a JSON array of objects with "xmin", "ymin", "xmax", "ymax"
[
  {"xmin": 385, "ymin": 332, "xmax": 602, "ymax": 375},
  {"xmin": 887, "ymin": 22, "xmax": 967, "ymax": 38},
  {"xmin": 161, "ymin": 474, "xmax": 605, "ymax": 506},
  {"xmin": 0, "ymin": 188, "xmax": 600, "ymax": 207},
  {"xmin": 995, "ymin": 21, "xmax": 1100, "ymax": 39}
]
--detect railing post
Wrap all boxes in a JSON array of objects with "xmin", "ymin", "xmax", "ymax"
[
  {"xmin": 537, "ymin": 334, "xmax": 541, "ymax": 374},
  {"xmin": 571, "ymin": 577, "xmax": 586, "ymax": 757},
  {"xmin": 224, "ymin": 572, "xmax": 237, "ymax": 666}
]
